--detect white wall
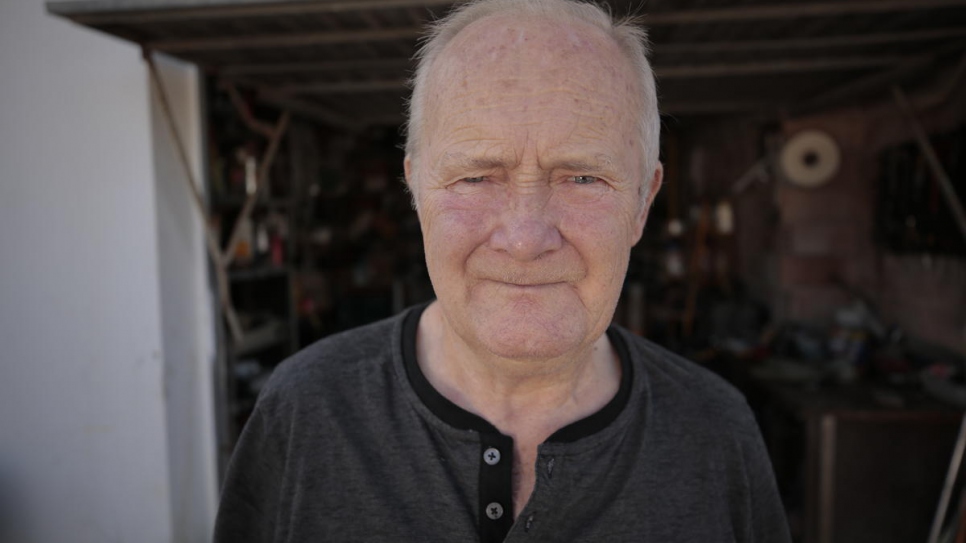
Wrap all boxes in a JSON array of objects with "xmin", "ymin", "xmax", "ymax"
[
  {"xmin": 0, "ymin": 1, "xmax": 217, "ymax": 541},
  {"xmin": 150, "ymin": 55, "xmax": 220, "ymax": 541}
]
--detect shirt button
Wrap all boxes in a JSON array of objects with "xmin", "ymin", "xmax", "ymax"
[
  {"xmin": 483, "ymin": 447, "xmax": 501, "ymax": 465},
  {"xmin": 485, "ymin": 502, "xmax": 504, "ymax": 520}
]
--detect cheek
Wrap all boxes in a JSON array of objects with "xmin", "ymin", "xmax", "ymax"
[
  {"xmin": 556, "ymin": 196, "xmax": 638, "ymax": 288},
  {"xmin": 420, "ymin": 193, "xmax": 497, "ymax": 269},
  {"xmin": 558, "ymin": 195, "xmax": 639, "ymax": 253}
]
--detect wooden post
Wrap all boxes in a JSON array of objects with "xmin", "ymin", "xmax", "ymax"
[
  {"xmin": 891, "ymin": 86, "xmax": 966, "ymax": 246},
  {"xmin": 221, "ymin": 110, "xmax": 291, "ymax": 267},
  {"xmin": 143, "ymin": 48, "xmax": 244, "ymax": 341}
]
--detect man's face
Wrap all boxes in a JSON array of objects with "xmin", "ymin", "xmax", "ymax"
[{"xmin": 407, "ymin": 15, "xmax": 660, "ymax": 362}]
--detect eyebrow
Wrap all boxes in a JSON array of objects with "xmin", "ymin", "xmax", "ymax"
[
  {"xmin": 437, "ymin": 152, "xmax": 509, "ymax": 173},
  {"xmin": 547, "ymin": 159, "xmax": 613, "ymax": 173},
  {"xmin": 437, "ymin": 152, "xmax": 619, "ymax": 175}
]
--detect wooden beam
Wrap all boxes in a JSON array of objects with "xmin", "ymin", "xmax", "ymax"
[
  {"xmin": 150, "ymin": 23, "xmax": 965, "ymax": 57},
  {"xmin": 912, "ymin": 51, "xmax": 966, "ymax": 110},
  {"xmin": 257, "ymin": 91, "xmax": 362, "ymax": 131},
  {"xmin": 222, "ymin": 111, "xmax": 292, "ymax": 268},
  {"xmin": 273, "ymin": 56, "xmax": 914, "ymax": 97},
  {"xmin": 222, "ymin": 82, "xmax": 277, "ymax": 138},
  {"xmin": 657, "ymin": 27, "xmax": 966, "ymax": 55},
  {"xmin": 645, "ymin": 0, "xmax": 966, "ymax": 26},
  {"xmin": 656, "ymin": 56, "xmax": 914, "ymax": 79},
  {"xmin": 216, "ymin": 29, "xmax": 966, "ymax": 78},
  {"xmin": 150, "ymin": 27, "xmax": 421, "ymax": 53},
  {"xmin": 352, "ymin": 101, "xmax": 776, "ymax": 124},
  {"xmin": 278, "ymin": 79, "xmax": 410, "ymax": 94},
  {"xmin": 892, "ymin": 86, "xmax": 966, "ymax": 244},
  {"xmin": 795, "ymin": 58, "xmax": 936, "ymax": 114},
  {"xmin": 52, "ymin": 0, "xmax": 456, "ymax": 25},
  {"xmin": 213, "ymin": 30, "xmax": 965, "ymax": 82},
  {"xmin": 794, "ymin": 40, "xmax": 966, "ymax": 114},
  {"xmin": 144, "ymin": 49, "xmax": 243, "ymax": 342},
  {"xmin": 53, "ymin": 0, "xmax": 966, "ymax": 27},
  {"xmin": 660, "ymin": 101, "xmax": 775, "ymax": 114},
  {"xmin": 219, "ymin": 58, "xmax": 412, "ymax": 77}
]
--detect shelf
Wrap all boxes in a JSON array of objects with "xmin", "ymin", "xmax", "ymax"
[
  {"xmin": 229, "ymin": 266, "xmax": 289, "ymax": 281},
  {"xmin": 233, "ymin": 319, "xmax": 289, "ymax": 357},
  {"xmin": 212, "ymin": 195, "xmax": 293, "ymax": 210}
]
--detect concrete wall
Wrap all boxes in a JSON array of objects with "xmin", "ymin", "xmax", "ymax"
[{"xmin": 0, "ymin": 1, "xmax": 216, "ymax": 541}]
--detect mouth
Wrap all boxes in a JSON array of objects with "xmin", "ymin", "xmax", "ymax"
[{"xmin": 491, "ymin": 280, "xmax": 568, "ymax": 289}]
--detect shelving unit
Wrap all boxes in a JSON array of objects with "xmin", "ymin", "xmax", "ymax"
[
  {"xmin": 205, "ymin": 81, "xmax": 435, "ymax": 456},
  {"xmin": 206, "ymin": 81, "xmax": 300, "ymax": 447}
]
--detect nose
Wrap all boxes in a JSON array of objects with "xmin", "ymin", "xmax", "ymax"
[{"xmin": 488, "ymin": 190, "xmax": 563, "ymax": 261}]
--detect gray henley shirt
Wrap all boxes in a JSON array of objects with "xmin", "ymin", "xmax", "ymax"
[{"xmin": 214, "ymin": 304, "xmax": 791, "ymax": 542}]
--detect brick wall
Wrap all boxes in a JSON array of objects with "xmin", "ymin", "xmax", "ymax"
[
  {"xmin": 674, "ymin": 70, "xmax": 966, "ymax": 354},
  {"xmin": 775, "ymin": 83, "xmax": 966, "ymax": 354}
]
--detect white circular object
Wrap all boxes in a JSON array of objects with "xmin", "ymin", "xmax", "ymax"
[{"xmin": 779, "ymin": 130, "xmax": 841, "ymax": 188}]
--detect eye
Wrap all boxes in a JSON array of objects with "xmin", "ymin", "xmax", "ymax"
[
  {"xmin": 461, "ymin": 176, "xmax": 486, "ymax": 184},
  {"xmin": 571, "ymin": 175, "xmax": 599, "ymax": 185}
]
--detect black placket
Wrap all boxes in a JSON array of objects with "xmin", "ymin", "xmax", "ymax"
[
  {"xmin": 478, "ymin": 432, "xmax": 514, "ymax": 542},
  {"xmin": 402, "ymin": 304, "xmax": 632, "ymax": 543}
]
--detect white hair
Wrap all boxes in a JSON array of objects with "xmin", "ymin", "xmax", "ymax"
[{"xmin": 404, "ymin": 0, "xmax": 660, "ymax": 198}]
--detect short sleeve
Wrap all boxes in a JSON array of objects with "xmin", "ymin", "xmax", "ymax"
[{"xmin": 213, "ymin": 392, "xmax": 287, "ymax": 543}]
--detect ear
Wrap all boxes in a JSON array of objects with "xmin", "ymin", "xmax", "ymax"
[
  {"xmin": 403, "ymin": 156, "xmax": 419, "ymax": 211},
  {"xmin": 403, "ymin": 155, "xmax": 414, "ymax": 186},
  {"xmin": 632, "ymin": 162, "xmax": 664, "ymax": 244}
]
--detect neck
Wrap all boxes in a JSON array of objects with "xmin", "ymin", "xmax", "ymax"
[{"xmin": 415, "ymin": 302, "xmax": 620, "ymax": 438}]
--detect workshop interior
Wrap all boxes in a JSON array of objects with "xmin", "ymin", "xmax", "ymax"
[{"xmin": 3, "ymin": 0, "xmax": 966, "ymax": 541}]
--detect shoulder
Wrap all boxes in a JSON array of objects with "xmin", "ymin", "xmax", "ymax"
[
  {"xmin": 613, "ymin": 327, "xmax": 757, "ymax": 433},
  {"xmin": 256, "ymin": 310, "xmax": 407, "ymax": 411}
]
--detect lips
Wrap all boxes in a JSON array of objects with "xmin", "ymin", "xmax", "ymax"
[
  {"xmin": 467, "ymin": 253, "xmax": 586, "ymax": 287},
  {"xmin": 481, "ymin": 272, "xmax": 577, "ymax": 287},
  {"xmin": 497, "ymin": 281, "xmax": 565, "ymax": 288}
]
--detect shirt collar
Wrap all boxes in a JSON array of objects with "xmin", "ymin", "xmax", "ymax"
[{"xmin": 400, "ymin": 302, "xmax": 633, "ymax": 443}]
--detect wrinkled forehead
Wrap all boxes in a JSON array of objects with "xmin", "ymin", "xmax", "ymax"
[
  {"xmin": 442, "ymin": 14, "xmax": 622, "ymax": 73},
  {"xmin": 423, "ymin": 14, "xmax": 641, "ymax": 130}
]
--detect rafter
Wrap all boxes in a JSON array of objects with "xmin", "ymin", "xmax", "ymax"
[
  {"xmin": 658, "ymin": 27, "xmax": 966, "ymax": 55},
  {"xmin": 349, "ymin": 99, "xmax": 777, "ymax": 128},
  {"xmin": 278, "ymin": 79, "xmax": 410, "ymax": 95},
  {"xmin": 142, "ymin": 19, "xmax": 966, "ymax": 55},
  {"xmin": 51, "ymin": 0, "xmax": 456, "ymax": 25},
  {"xmin": 52, "ymin": 0, "xmax": 966, "ymax": 39},
  {"xmin": 218, "ymin": 28, "xmax": 966, "ymax": 78},
  {"xmin": 794, "ymin": 40, "xmax": 966, "ymax": 114},
  {"xmin": 656, "ymin": 56, "xmax": 915, "ymax": 79},
  {"xmin": 274, "ymin": 55, "xmax": 916, "ymax": 95},
  {"xmin": 150, "ymin": 27, "xmax": 421, "ymax": 53},
  {"xmin": 645, "ymin": 0, "xmax": 966, "ymax": 25},
  {"xmin": 219, "ymin": 58, "xmax": 412, "ymax": 77}
]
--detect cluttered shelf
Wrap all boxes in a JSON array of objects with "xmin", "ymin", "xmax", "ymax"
[
  {"xmin": 677, "ymin": 285, "xmax": 966, "ymax": 543},
  {"xmin": 740, "ymin": 352, "xmax": 962, "ymax": 543},
  {"xmin": 749, "ymin": 359, "xmax": 961, "ymax": 416}
]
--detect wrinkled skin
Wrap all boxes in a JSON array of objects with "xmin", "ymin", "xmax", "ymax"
[{"xmin": 407, "ymin": 14, "xmax": 662, "ymax": 368}]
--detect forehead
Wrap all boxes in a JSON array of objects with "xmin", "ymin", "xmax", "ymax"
[{"xmin": 421, "ymin": 15, "xmax": 641, "ymax": 168}]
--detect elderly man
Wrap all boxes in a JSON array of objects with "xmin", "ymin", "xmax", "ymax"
[{"xmin": 214, "ymin": 0, "xmax": 790, "ymax": 541}]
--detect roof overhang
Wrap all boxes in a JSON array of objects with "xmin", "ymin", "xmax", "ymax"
[{"xmin": 49, "ymin": 0, "xmax": 966, "ymax": 128}]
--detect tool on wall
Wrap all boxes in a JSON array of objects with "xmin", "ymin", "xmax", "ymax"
[
  {"xmin": 891, "ymin": 87, "xmax": 966, "ymax": 248},
  {"xmin": 778, "ymin": 129, "xmax": 842, "ymax": 190},
  {"xmin": 144, "ymin": 48, "xmax": 291, "ymax": 343}
]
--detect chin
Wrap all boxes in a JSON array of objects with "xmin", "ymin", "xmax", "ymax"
[
  {"xmin": 483, "ymin": 338, "xmax": 580, "ymax": 362},
  {"xmin": 470, "ymin": 298, "xmax": 592, "ymax": 361}
]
